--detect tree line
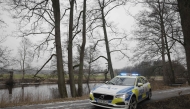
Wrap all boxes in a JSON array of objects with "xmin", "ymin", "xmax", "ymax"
[{"xmin": 132, "ymin": 0, "xmax": 190, "ymax": 85}]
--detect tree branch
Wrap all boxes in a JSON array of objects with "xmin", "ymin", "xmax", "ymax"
[
  {"xmin": 90, "ymin": 56, "xmax": 108, "ymax": 63},
  {"xmin": 33, "ymin": 54, "xmax": 56, "ymax": 77},
  {"xmin": 73, "ymin": 64, "xmax": 80, "ymax": 69},
  {"xmin": 110, "ymin": 49, "xmax": 129, "ymax": 58},
  {"xmin": 92, "ymin": 39, "xmax": 104, "ymax": 51}
]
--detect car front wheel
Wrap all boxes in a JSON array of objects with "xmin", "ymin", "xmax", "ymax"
[
  {"xmin": 128, "ymin": 96, "xmax": 137, "ymax": 109},
  {"xmin": 147, "ymin": 90, "xmax": 152, "ymax": 100}
]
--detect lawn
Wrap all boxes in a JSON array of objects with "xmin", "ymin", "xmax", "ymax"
[
  {"xmin": 138, "ymin": 94, "xmax": 190, "ymax": 109},
  {"xmin": 0, "ymin": 73, "xmax": 111, "ymax": 83}
]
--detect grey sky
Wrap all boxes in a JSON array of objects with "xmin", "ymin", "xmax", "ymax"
[{"xmin": 0, "ymin": 1, "xmax": 142, "ymax": 70}]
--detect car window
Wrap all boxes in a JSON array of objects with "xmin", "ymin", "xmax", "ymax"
[
  {"xmin": 141, "ymin": 77, "xmax": 148, "ymax": 83},
  {"xmin": 107, "ymin": 77, "xmax": 136, "ymax": 86},
  {"xmin": 136, "ymin": 77, "xmax": 142, "ymax": 86}
]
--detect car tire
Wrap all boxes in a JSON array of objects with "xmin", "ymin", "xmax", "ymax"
[
  {"xmin": 147, "ymin": 90, "xmax": 152, "ymax": 100},
  {"xmin": 128, "ymin": 96, "xmax": 137, "ymax": 109}
]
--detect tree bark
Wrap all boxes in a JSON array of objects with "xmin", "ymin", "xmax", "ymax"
[
  {"xmin": 68, "ymin": 0, "xmax": 76, "ymax": 97},
  {"xmin": 78, "ymin": 0, "xmax": 86, "ymax": 97},
  {"xmin": 177, "ymin": 0, "xmax": 190, "ymax": 85},
  {"xmin": 52, "ymin": 0, "xmax": 68, "ymax": 98}
]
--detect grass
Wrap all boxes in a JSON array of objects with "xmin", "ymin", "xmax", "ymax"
[
  {"xmin": 0, "ymin": 74, "xmax": 51, "ymax": 79},
  {"xmin": 150, "ymin": 81, "xmax": 169, "ymax": 91},
  {"xmin": 0, "ymin": 92, "xmax": 89, "ymax": 108},
  {"xmin": 139, "ymin": 94, "xmax": 190, "ymax": 109},
  {"xmin": 0, "ymin": 73, "xmax": 111, "ymax": 83},
  {"xmin": 0, "ymin": 92, "xmax": 41, "ymax": 108}
]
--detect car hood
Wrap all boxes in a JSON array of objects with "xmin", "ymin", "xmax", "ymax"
[{"xmin": 92, "ymin": 84, "xmax": 134, "ymax": 95}]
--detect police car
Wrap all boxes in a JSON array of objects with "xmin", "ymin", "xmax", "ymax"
[{"xmin": 89, "ymin": 73, "xmax": 151, "ymax": 109}]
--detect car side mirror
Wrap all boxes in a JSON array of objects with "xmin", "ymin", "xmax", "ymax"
[
  {"xmin": 137, "ymin": 83, "xmax": 143, "ymax": 87},
  {"xmin": 105, "ymin": 81, "xmax": 108, "ymax": 84}
]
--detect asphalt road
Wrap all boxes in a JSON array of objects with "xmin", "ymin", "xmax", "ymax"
[{"xmin": 3, "ymin": 87, "xmax": 190, "ymax": 109}]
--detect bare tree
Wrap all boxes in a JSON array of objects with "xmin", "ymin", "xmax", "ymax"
[
  {"xmin": 11, "ymin": 0, "xmax": 68, "ymax": 98},
  {"xmin": 0, "ymin": 1, "xmax": 6, "ymax": 27},
  {"xmin": 0, "ymin": 25, "xmax": 8, "ymax": 67},
  {"xmin": 157, "ymin": 0, "xmax": 175, "ymax": 83},
  {"xmin": 88, "ymin": 0, "xmax": 127, "ymax": 79},
  {"xmin": 134, "ymin": 0, "xmax": 181, "ymax": 83},
  {"xmin": 68, "ymin": 0, "xmax": 77, "ymax": 97},
  {"xmin": 86, "ymin": 46, "xmax": 101, "ymax": 91},
  {"xmin": 16, "ymin": 37, "xmax": 33, "ymax": 82},
  {"xmin": 0, "ymin": 46, "xmax": 11, "ymax": 68},
  {"xmin": 52, "ymin": 0, "xmax": 68, "ymax": 98},
  {"xmin": 0, "ymin": 2, "xmax": 10, "ymax": 69},
  {"xmin": 177, "ymin": 0, "xmax": 190, "ymax": 84},
  {"xmin": 77, "ymin": 0, "xmax": 87, "ymax": 97},
  {"xmin": 97, "ymin": 0, "xmax": 114, "ymax": 78}
]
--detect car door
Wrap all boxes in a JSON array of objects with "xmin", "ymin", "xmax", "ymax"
[
  {"xmin": 136, "ymin": 77, "xmax": 144, "ymax": 101},
  {"xmin": 140, "ymin": 77, "xmax": 149, "ymax": 99}
]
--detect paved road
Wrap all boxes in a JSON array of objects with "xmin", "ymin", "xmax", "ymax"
[{"xmin": 3, "ymin": 87, "xmax": 190, "ymax": 109}]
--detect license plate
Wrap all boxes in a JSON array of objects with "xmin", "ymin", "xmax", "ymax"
[{"xmin": 97, "ymin": 99, "xmax": 108, "ymax": 104}]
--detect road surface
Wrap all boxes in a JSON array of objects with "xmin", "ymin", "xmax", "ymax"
[{"xmin": 3, "ymin": 87, "xmax": 190, "ymax": 109}]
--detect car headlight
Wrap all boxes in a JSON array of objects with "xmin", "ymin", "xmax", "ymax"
[
  {"xmin": 115, "ymin": 94, "xmax": 128, "ymax": 99},
  {"xmin": 90, "ymin": 91, "xmax": 93, "ymax": 95}
]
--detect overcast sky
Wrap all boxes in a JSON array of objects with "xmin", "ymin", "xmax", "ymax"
[{"xmin": 0, "ymin": 1, "xmax": 142, "ymax": 70}]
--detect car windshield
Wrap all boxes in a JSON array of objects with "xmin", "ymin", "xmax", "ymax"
[{"xmin": 107, "ymin": 77, "xmax": 136, "ymax": 86}]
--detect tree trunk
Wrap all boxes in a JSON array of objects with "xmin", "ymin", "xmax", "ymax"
[
  {"xmin": 177, "ymin": 0, "xmax": 190, "ymax": 85},
  {"xmin": 159, "ymin": 0, "xmax": 175, "ymax": 84},
  {"xmin": 22, "ymin": 45, "xmax": 26, "ymax": 82},
  {"xmin": 68, "ymin": 0, "xmax": 76, "ymax": 97},
  {"xmin": 105, "ymin": 71, "xmax": 108, "ymax": 81},
  {"xmin": 100, "ymin": 4, "xmax": 114, "ymax": 79},
  {"xmin": 52, "ymin": 0, "xmax": 68, "ymax": 98},
  {"xmin": 87, "ymin": 62, "xmax": 91, "ymax": 93},
  {"xmin": 78, "ymin": 0, "xmax": 86, "ymax": 97},
  {"xmin": 87, "ymin": 48, "xmax": 93, "ymax": 93},
  {"xmin": 158, "ymin": 0, "xmax": 168, "ymax": 84},
  {"xmin": 22, "ymin": 60, "xmax": 25, "ymax": 82},
  {"xmin": 164, "ymin": 35, "xmax": 175, "ymax": 83}
]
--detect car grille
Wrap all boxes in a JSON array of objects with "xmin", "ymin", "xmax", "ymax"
[{"xmin": 93, "ymin": 93, "xmax": 113, "ymax": 100}]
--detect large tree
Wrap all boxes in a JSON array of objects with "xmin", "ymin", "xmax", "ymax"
[
  {"xmin": 68, "ymin": 0, "xmax": 77, "ymax": 97},
  {"xmin": 157, "ymin": 0, "xmax": 175, "ymax": 83},
  {"xmin": 77, "ymin": 0, "xmax": 87, "ymax": 97},
  {"xmin": 91, "ymin": 0, "xmax": 126, "ymax": 79},
  {"xmin": 12, "ymin": 0, "xmax": 68, "ymax": 98},
  {"xmin": 52, "ymin": 0, "xmax": 68, "ymax": 98},
  {"xmin": 134, "ymin": 0, "xmax": 180, "ymax": 83},
  {"xmin": 177, "ymin": 0, "xmax": 190, "ymax": 84},
  {"xmin": 98, "ymin": 0, "xmax": 114, "ymax": 79}
]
